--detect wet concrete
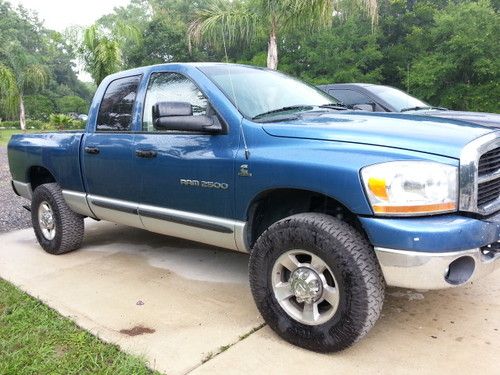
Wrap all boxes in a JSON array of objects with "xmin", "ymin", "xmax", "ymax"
[{"xmin": 0, "ymin": 220, "xmax": 498, "ymax": 374}]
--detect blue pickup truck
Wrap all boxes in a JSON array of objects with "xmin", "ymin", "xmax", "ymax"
[{"xmin": 8, "ymin": 63, "xmax": 500, "ymax": 352}]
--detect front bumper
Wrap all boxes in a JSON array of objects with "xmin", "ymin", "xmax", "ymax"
[{"xmin": 375, "ymin": 246, "xmax": 500, "ymax": 289}]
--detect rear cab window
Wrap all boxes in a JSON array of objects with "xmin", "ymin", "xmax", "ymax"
[{"xmin": 96, "ymin": 75, "xmax": 141, "ymax": 131}]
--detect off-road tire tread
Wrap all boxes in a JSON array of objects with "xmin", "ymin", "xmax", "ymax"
[
  {"xmin": 32, "ymin": 183, "xmax": 84, "ymax": 254},
  {"xmin": 249, "ymin": 213, "xmax": 385, "ymax": 352}
]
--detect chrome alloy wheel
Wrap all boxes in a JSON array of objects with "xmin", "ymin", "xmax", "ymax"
[
  {"xmin": 271, "ymin": 249, "xmax": 340, "ymax": 325},
  {"xmin": 38, "ymin": 201, "xmax": 56, "ymax": 240}
]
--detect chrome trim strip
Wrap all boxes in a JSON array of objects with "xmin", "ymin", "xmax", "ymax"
[
  {"xmin": 62, "ymin": 190, "xmax": 96, "ymax": 218},
  {"xmin": 138, "ymin": 203, "xmax": 247, "ymax": 252},
  {"xmin": 87, "ymin": 195, "xmax": 143, "ymax": 229},
  {"xmin": 374, "ymin": 247, "xmax": 499, "ymax": 290},
  {"xmin": 84, "ymin": 194, "xmax": 249, "ymax": 252},
  {"xmin": 460, "ymin": 132, "xmax": 500, "ymax": 215},
  {"xmin": 12, "ymin": 180, "xmax": 32, "ymax": 200},
  {"xmin": 138, "ymin": 206, "xmax": 233, "ymax": 233},
  {"xmin": 477, "ymin": 168, "xmax": 500, "ymax": 184}
]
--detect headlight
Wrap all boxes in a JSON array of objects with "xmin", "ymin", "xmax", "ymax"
[{"xmin": 361, "ymin": 161, "xmax": 458, "ymax": 216}]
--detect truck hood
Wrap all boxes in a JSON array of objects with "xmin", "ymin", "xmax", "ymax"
[
  {"xmin": 406, "ymin": 109, "xmax": 500, "ymax": 128},
  {"xmin": 262, "ymin": 112, "xmax": 495, "ymax": 158}
]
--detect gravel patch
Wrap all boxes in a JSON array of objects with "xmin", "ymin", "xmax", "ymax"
[{"xmin": 0, "ymin": 146, "xmax": 32, "ymax": 233}]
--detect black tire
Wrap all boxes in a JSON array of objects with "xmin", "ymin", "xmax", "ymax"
[
  {"xmin": 31, "ymin": 183, "xmax": 84, "ymax": 255},
  {"xmin": 249, "ymin": 213, "xmax": 385, "ymax": 352}
]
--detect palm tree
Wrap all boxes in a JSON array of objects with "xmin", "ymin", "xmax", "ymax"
[
  {"xmin": 81, "ymin": 25, "xmax": 122, "ymax": 86},
  {"xmin": 0, "ymin": 63, "xmax": 48, "ymax": 130},
  {"xmin": 80, "ymin": 23, "xmax": 142, "ymax": 85},
  {"xmin": 189, "ymin": 0, "xmax": 378, "ymax": 70}
]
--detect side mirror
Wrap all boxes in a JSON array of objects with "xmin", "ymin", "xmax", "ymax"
[
  {"xmin": 353, "ymin": 103, "xmax": 376, "ymax": 112},
  {"xmin": 152, "ymin": 101, "xmax": 222, "ymax": 133}
]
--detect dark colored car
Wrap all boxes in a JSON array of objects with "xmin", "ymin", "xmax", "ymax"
[{"xmin": 318, "ymin": 83, "xmax": 500, "ymax": 127}]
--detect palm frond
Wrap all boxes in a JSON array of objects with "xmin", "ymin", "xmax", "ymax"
[
  {"xmin": 189, "ymin": 0, "xmax": 259, "ymax": 49},
  {"xmin": 21, "ymin": 64, "xmax": 49, "ymax": 91},
  {"xmin": 0, "ymin": 64, "xmax": 20, "ymax": 117},
  {"xmin": 278, "ymin": 0, "xmax": 334, "ymax": 31}
]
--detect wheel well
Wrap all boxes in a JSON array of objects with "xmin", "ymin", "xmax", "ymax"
[
  {"xmin": 28, "ymin": 166, "xmax": 56, "ymax": 191},
  {"xmin": 247, "ymin": 189, "xmax": 363, "ymax": 247}
]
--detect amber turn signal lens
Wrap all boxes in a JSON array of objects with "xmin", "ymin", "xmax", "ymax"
[
  {"xmin": 372, "ymin": 202, "xmax": 457, "ymax": 214},
  {"xmin": 367, "ymin": 177, "xmax": 388, "ymax": 200}
]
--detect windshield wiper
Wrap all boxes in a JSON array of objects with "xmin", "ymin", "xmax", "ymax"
[
  {"xmin": 318, "ymin": 103, "xmax": 349, "ymax": 110},
  {"xmin": 400, "ymin": 106, "xmax": 447, "ymax": 112},
  {"xmin": 252, "ymin": 105, "xmax": 314, "ymax": 120}
]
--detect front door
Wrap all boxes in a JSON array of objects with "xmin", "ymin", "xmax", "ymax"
[{"xmin": 135, "ymin": 71, "xmax": 239, "ymax": 248}]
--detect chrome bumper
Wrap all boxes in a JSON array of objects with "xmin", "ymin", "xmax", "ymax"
[{"xmin": 374, "ymin": 247, "xmax": 500, "ymax": 290}]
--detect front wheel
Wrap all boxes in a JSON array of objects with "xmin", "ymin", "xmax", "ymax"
[
  {"xmin": 249, "ymin": 213, "xmax": 385, "ymax": 352},
  {"xmin": 32, "ymin": 183, "xmax": 84, "ymax": 255}
]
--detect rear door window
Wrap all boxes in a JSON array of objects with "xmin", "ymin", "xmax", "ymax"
[{"xmin": 96, "ymin": 75, "xmax": 141, "ymax": 131}]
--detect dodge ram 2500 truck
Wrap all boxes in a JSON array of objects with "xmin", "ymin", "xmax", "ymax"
[{"xmin": 8, "ymin": 63, "xmax": 500, "ymax": 352}]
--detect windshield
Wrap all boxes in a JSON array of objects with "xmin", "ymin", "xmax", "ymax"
[
  {"xmin": 370, "ymin": 85, "xmax": 429, "ymax": 112},
  {"xmin": 199, "ymin": 65, "xmax": 339, "ymax": 119}
]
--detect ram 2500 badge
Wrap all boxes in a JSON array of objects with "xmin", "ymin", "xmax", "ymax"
[{"xmin": 8, "ymin": 63, "xmax": 500, "ymax": 352}]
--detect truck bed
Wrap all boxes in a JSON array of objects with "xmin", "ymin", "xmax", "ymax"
[{"xmin": 8, "ymin": 131, "xmax": 86, "ymax": 193}]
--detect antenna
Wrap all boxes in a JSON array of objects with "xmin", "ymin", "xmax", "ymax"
[{"xmin": 222, "ymin": 26, "xmax": 250, "ymax": 159}]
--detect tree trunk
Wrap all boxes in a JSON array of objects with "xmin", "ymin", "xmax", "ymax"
[
  {"xmin": 19, "ymin": 95, "xmax": 26, "ymax": 131},
  {"xmin": 267, "ymin": 20, "xmax": 278, "ymax": 70}
]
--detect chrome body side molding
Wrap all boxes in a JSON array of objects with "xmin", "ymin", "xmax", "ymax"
[
  {"xmin": 139, "ymin": 203, "xmax": 246, "ymax": 252},
  {"xmin": 62, "ymin": 190, "xmax": 96, "ymax": 218},
  {"xmin": 61, "ymin": 190, "xmax": 249, "ymax": 253},
  {"xmin": 12, "ymin": 180, "xmax": 32, "ymax": 200}
]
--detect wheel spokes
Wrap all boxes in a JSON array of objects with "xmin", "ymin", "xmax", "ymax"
[
  {"xmin": 310, "ymin": 254, "xmax": 327, "ymax": 273},
  {"xmin": 323, "ymin": 285, "xmax": 338, "ymax": 307},
  {"xmin": 302, "ymin": 302, "xmax": 320, "ymax": 322},
  {"xmin": 279, "ymin": 253, "xmax": 300, "ymax": 272},
  {"xmin": 273, "ymin": 282, "xmax": 293, "ymax": 301}
]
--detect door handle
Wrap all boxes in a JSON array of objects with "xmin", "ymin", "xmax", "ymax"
[
  {"xmin": 135, "ymin": 149, "xmax": 157, "ymax": 159},
  {"xmin": 84, "ymin": 146, "xmax": 100, "ymax": 155}
]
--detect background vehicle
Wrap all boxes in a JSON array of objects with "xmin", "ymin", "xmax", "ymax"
[
  {"xmin": 8, "ymin": 63, "xmax": 500, "ymax": 353},
  {"xmin": 319, "ymin": 83, "xmax": 500, "ymax": 127}
]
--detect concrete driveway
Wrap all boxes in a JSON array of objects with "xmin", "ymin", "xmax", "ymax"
[{"xmin": 0, "ymin": 220, "xmax": 498, "ymax": 374}]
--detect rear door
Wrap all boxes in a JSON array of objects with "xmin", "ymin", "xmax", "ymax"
[{"xmin": 82, "ymin": 75, "xmax": 143, "ymax": 227}]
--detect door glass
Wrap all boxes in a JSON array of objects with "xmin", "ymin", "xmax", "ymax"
[
  {"xmin": 143, "ymin": 72, "xmax": 208, "ymax": 131},
  {"xmin": 96, "ymin": 75, "xmax": 141, "ymax": 131}
]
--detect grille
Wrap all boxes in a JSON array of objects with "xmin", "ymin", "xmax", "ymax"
[
  {"xmin": 478, "ymin": 147, "xmax": 500, "ymax": 176},
  {"xmin": 478, "ymin": 178, "xmax": 500, "ymax": 207},
  {"xmin": 477, "ymin": 146, "xmax": 500, "ymax": 210}
]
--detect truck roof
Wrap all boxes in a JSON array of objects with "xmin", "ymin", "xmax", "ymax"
[{"xmin": 105, "ymin": 62, "xmax": 259, "ymax": 81}]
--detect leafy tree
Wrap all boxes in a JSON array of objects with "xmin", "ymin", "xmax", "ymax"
[
  {"xmin": 24, "ymin": 95, "xmax": 56, "ymax": 120},
  {"xmin": 56, "ymin": 95, "xmax": 89, "ymax": 114},
  {"xmin": 279, "ymin": 5, "xmax": 383, "ymax": 84},
  {"xmin": 405, "ymin": 1, "xmax": 499, "ymax": 112}
]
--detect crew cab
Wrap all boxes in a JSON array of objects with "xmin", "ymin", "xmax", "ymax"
[{"xmin": 8, "ymin": 63, "xmax": 500, "ymax": 352}]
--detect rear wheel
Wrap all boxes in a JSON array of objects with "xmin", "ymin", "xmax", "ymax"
[
  {"xmin": 32, "ymin": 183, "xmax": 84, "ymax": 255},
  {"xmin": 249, "ymin": 213, "xmax": 385, "ymax": 352}
]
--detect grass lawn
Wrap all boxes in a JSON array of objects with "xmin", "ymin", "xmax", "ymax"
[
  {"xmin": 0, "ymin": 279, "xmax": 160, "ymax": 375},
  {"xmin": 0, "ymin": 129, "xmax": 38, "ymax": 146}
]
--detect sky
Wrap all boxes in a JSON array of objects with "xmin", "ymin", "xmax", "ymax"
[
  {"xmin": 9, "ymin": 0, "xmax": 132, "ymax": 81},
  {"xmin": 9, "ymin": 0, "xmax": 131, "ymax": 31}
]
